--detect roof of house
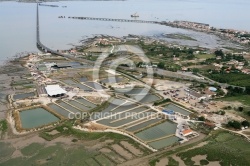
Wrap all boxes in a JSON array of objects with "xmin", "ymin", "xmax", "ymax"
[
  {"xmin": 204, "ymin": 121, "xmax": 216, "ymax": 127},
  {"xmin": 45, "ymin": 85, "xmax": 67, "ymax": 96},
  {"xmin": 188, "ymin": 89, "xmax": 203, "ymax": 98},
  {"xmin": 182, "ymin": 129, "xmax": 193, "ymax": 135}
]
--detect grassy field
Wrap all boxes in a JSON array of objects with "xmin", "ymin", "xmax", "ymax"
[
  {"xmin": 0, "ymin": 143, "xmax": 102, "ymax": 166},
  {"xmin": 164, "ymin": 34, "xmax": 197, "ymax": 41},
  {"xmin": 40, "ymin": 121, "xmax": 128, "ymax": 141},
  {"xmin": 85, "ymin": 158, "xmax": 100, "ymax": 166},
  {"xmin": 0, "ymin": 119, "xmax": 148, "ymax": 166},
  {"xmin": 195, "ymin": 54, "xmax": 215, "ymax": 59},
  {"xmin": 168, "ymin": 157, "xmax": 179, "ymax": 166},
  {"xmin": 217, "ymin": 95, "xmax": 250, "ymax": 120},
  {"xmin": 20, "ymin": 143, "xmax": 44, "ymax": 156},
  {"xmin": 150, "ymin": 131, "xmax": 250, "ymax": 166},
  {"xmin": 0, "ymin": 120, "xmax": 8, "ymax": 133},
  {"xmin": 177, "ymin": 131, "xmax": 250, "ymax": 166},
  {"xmin": 95, "ymin": 154, "xmax": 114, "ymax": 166},
  {"xmin": 218, "ymin": 95, "xmax": 250, "ymax": 106},
  {"xmin": 0, "ymin": 142, "xmax": 15, "ymax": 159}
]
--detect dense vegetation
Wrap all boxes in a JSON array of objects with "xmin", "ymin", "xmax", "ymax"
[
  {"xmin": 0, "ymin": 120, "xmax": 8, "ymax": 133},
  {"xmin": 204, "ymin": 73, "xmax": 250, "ymax": 87},
  {"xmin": 177, "ymin": 132, "xmax": 250, "ymax": 166}
]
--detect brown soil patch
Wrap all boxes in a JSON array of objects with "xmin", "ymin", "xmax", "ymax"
[
  {"xmin": 242, "ymin": 131, "xmax": 250, "ymax": 135},
  {"xmin": 156, "ymin": 157, "xmax": 169, "ymax": 166},
  {"xmin": 207, "ymin": 161, "xmax": 221, "ymax": 166},
  {"xmin": 120, "ymin": 141, "xmax": 143, "ymax": 156},
  {"xmin": 84, "ymin": 96, "xmax": 103, "ymax": 104},
  {"xmin": 172, "ymin": 155, "xmax": 185, "ymax": 166},
  {"xmin": 191, "ymin": 155, "xmax": 207, "ymax": 165},
  {"xmin": 99, "ymin": 148, "xmax": 112, "ymax": 153},
  {"xmin": 46, "ymin": 130, "xmax": 60, "ymax": 135},
  {"xmin": 11, "ymin": 149, "xmax": 23, "ymax": 158},
  {"xmin": 185, "ymin": 141, "xmax": 208, "ymax": 151},
  {"xmin": 111, "ymin": 144, "xmax": 133, "ymax": 160}
]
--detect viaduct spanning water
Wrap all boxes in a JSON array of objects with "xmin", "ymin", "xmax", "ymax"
[
  {"xmin": 36, "ymin": 4, "xmax": 162, "ymax": 65},
  {"xmin": 68, "ymin": 16, "xmax": 160, "ymax": 24},
  {"xmin": 36, "ymin": 4, "xmax": 94, "ymax": 65}
]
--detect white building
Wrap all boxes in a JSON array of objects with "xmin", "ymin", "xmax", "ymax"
[{"xmin": 45, "ymin": 85, "xmax": 67, "ymax": 97}]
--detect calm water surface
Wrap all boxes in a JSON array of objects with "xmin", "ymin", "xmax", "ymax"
[
  {"xmin": 1, "ymin": 0, "xmax": 249, "ymax": 64},
  {"xmin": 20, "ymin": 107, "xmax": 59, "ymax": 129}
]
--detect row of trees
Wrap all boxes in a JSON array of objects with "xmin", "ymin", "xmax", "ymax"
[{"xmin": 227, "ymin": 120, "xmax": 249, "ymax": 130}]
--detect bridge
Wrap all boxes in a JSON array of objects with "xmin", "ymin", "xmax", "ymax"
[
  {"xmin": 36, "ymin": 4, "xmax": 94, "ymax": 65},
  {"xmin": 68, "ymin": 16, "xmax": 160, "ymax": 24}
]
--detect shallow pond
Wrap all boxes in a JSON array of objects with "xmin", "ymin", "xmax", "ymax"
[
  {"xmin": 149, "ymin": 136, "xmax": 179, "ymax": 150},
  {"xmin": 20, "ymin": 107, "xmax": 59, "ymax": 129},
  {"xmin": 13, "ymin": 92, "xmax": 36, "ymax": 100}
]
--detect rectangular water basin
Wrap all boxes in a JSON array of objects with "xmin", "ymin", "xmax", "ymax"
[
  {"xmin": 164, "ymin": 103, "xmax": 191, "ymax": 116},
  {"xmin": 47, "ymin": 103, "xmax": 70, "ymax": 118},
  {"xmin": 135, "ymin": 121, "xmax": 177, "ymax": 141},
  {"xmin": 19, "ymin": 107, "xmax": 59, "ymax": 129},
  {"xmin": 148, "ymin": 136, "xmax": 179, "ymax": 150}
]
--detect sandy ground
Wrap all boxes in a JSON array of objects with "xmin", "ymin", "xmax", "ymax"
[
  {"xmin": 0, "ymin": 112, "xmax": 6, "ymax": 121},
  {"xmin": 46, "ymin": 130, "xmax": 60, "ymax": 135},
  {"xmin": 207, "ymin": 161, "xmax": 221, "ymax": 166},
  {"xmin": 120, "ymin": 141, "xmax": 143, "ymax": 156},
  {"xmin": 191, "ymin": 155, "xmax": 207, "ymax": 165},
  {"xmin": 111, "ymin": 144, "xmax": 133, "ymax": 160},
  {"xmin": 142, "ymin": 78, "xmax": 188, "ymax": 91},
  {"xmin": 3, "ymin": 134, "xmax": 73, "ymax": 159},
  {"xmin": 184, "ymin": 141, "xmax": 208, "ymax": 152},
  {"xmin": 11, "ymin": 149, "xmax": 23, "ymax": 158},
  {"xmin": 82, "ymin": 139, "xmax": 114, "ymax": 151},
  {"xmin": 4, "ymin": 134, "xmax": 73, "ymax": 151},
  {"xmin": 156, "ymin": 157, "xmax": 169, "ymax": 166},
  {"xmin": 172, "ymin": 155, "xmax": 185, "ymax": 166}
]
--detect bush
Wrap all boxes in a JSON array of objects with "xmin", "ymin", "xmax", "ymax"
[
  {"xmin": 198, "ymin": 116, "xmax": 205, "ymax": 121},
  {"xmin": 153, "ymin": 98, "xmax": 171, "ymax": 106},
  {"xmin": 72, "ymin": 139, "xmax": 78, "ymax": 142},
  {"xmin": 227, "ymin": 120, "xmax": 241, "ymax": 129},
  {"xmin": 0, "ymin": 120, "xmax": 8, "ymax": 132},
  {"xmin": 241, "ymin": 120, "xmax": 249, "ymax": 127},
  {"xmin": 216, "ymin": 110, "xmax": 225, "ymax": 115},
  {"xmin": 200, "ymin": 159, "xmax": 209, "ymax": 165},
  {"xmin": 238, "ymin": 106, "xmax": 244, "ymax": 112}
]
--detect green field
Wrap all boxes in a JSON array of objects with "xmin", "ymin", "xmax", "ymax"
[
  {"xmin": 164, "ymin": 34, "xmax": 197, "ymax": 41},
  {"xmin": 40, "ymin": 121, "xmax": 128, "ymax": 141},
  {"xmin": 95, "ymin": 154, "xmax": 114, "ymax": 166},
  {"xmin": 218, "ymin": 95, "xmax": 250, "ymax": 106},
  {"xmin": 0, "ymin": 120, "xmax": 8, "ymax": 133},
  {"xmin": 195, "ymin": 54, "xmax": 215, "ymax": 59},
  {"xmin": 0, "ymin": 142, "xmax": 15, "ymax": 159},
  {"xmin": 217, "ymin": 95, "xmax": 250, "ymax": 120},
  {"xmin": 20, "ymin": 143, "xmax": 44, "ymax": 156},
  {"xmin": 0, "ymin": 143, "xmax": 102, "ymax": 166},
  {"xmin": 150, "ymin": 131, "xmax": 250, "ymax": 166},
  {"xmin": 204, "ymin": 73, "xmax": 250, "ymax": 87},
  {"xmin": 177, "ymin": 131, "xmax": 250, "ymax": 166},
  {"xmin": 85, "ymin": 158, "xmax": 100, "ymax": 166}
]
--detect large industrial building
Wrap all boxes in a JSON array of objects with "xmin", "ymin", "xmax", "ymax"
[{"xmin": 45, "ymin": 85, "xmax": 67, "ymax": 97}]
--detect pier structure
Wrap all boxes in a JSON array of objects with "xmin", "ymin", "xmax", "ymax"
[{"xmin": 68, "ymin": 16, "xmax": 160, "ymax": 24}]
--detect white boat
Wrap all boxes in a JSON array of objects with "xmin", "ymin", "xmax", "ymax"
[{"xmin": 131, "ymin": 12, "xmax": 139, "ymax": 17}]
